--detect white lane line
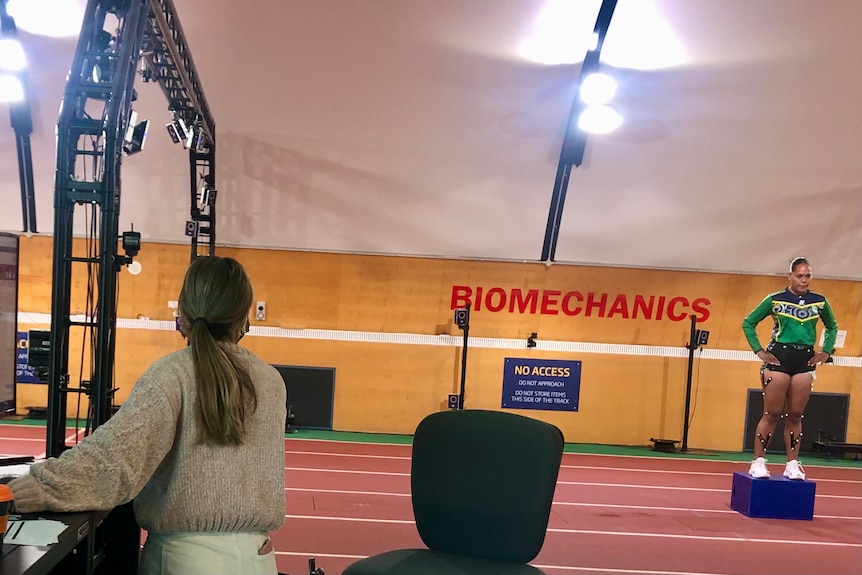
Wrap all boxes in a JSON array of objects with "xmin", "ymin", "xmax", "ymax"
[
  {"xmin": 544, "ymin": 526, "xmax": 862, "ymax": 547},
  {"xmin": 283, "ymin": 515, "xmax": 862, "ymax": 548},
  {"xmin": 284, "ymin": 467, "xmax": 862, "ymax": 499},
  {"xmin": 287, "ymin": 487, "xmax": 409, "ymax": 498},
  {"xmin": 550, "ymin": 500, "xmax": 861, "ymax": 521},
  {"xmin": 285, "ymin": 437, "xmax": 412, "ymax": 448},
  {"xmin": 288, "ymin": 514, "xmax": 412, "ymax": 524},
  {"xmin": 0, "ymin": 436, "xmax": 45, "ymax": 442},
  {"xmin": 283, "ymin": 437, "xmax": 862, "ymax": 468},
  {"xmin": 555, "ymin": 480, "xmax": 862, "ymax": 499},
  {"xmin": 288, "ymin": 466, "xmax": 408, "ymax": 477},
  {"xmin": 281, "ymin": 445, "xmax": 861, "ymax": 483},
  {"xmin": 283, "ymin": 487, "xmax": 861, "ymax": 521},
  {"xmin": 560, "ymin": 464, "xmax": 862, "ymax": 485}
]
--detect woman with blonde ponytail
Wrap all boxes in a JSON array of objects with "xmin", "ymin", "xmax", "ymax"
[{"xmin": 9, "ymin": 257, "xmax": 286, "ymax": 575}]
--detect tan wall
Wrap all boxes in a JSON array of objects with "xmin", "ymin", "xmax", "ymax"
[{"xmin": 15, "ymin": 235, "xmax": 862, "ymax": 451}]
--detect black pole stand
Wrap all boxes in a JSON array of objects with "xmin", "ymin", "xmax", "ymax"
[
  {"xmin": 651, "ymin": 314, "xmax": 708, "ymax": 454},
  {"xmin": 14, "ymin": 126, "xmax": 37, "ymax": 233},
  {"xmin": 456, "ymin": 303, "xmax": 471, "ymax": 409},
  {"xmin": 1, "ymin": 3, "xmax": 38, "ymax": 234},
  {"xmin": 681, "ymin": 314, "xmax": 698, "ymax": 452}
]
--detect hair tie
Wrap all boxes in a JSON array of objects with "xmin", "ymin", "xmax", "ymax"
[{"xmin": 191, "ymin": 317, "xmax": 209, "ymax": 327}]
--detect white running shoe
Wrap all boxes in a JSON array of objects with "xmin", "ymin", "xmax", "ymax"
[
  {"xmin": 748, "ymin": 457, "xmax": 770, "ymax": 478},
  {"xmin": 783, "ymin": 459, "xmax": 806, "ymax": 480}
]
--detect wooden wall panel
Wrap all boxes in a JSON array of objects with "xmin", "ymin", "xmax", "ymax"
[{"xmin": 15, "ymin": 235, "xmax": 860, "ymax": 450}]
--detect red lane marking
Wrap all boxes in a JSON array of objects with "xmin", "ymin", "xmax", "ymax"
[
  {"xmin": 286, "ymin": 452, "xmax": 410, "ymax": 474},
  {"xmin": 288, "ymin": 491, "xmax": 412, "ymax": 523},
  {"xmin": 285, "ymin": 485, "xmax": 861, "ymax": 523},
  {"xmin": 558, "ymin": 463, "xmax": 862, "ymax": 486},
  {"xmin": 560, "ymin": 452, "xmax": 862, "ymax": 476},
  {"xmin": 281, "ymin": 489, "xmax": 861, "ymax": 547},
  {"xmin": 534, "ymin": 530, "xmax": 860, "ymax": 575},
  {"xmin": 550, "ymin": 506, "xmax": 861, "ymax": 546},
  {"xmin": 287, "ymin": 470, "xmax": 410, "ymax": 494},
  {"xmin": 285, "ymin": 438, "xmax": 412, "ymax": 456},
  {"xmin": 553, "ymin": 476, "xmax": 862, "ymax": 500},
  {"xmin": 0, "ymin": 447, "xmax": 40, "ymax": 458},
  {"xmin": 0, "ymin": 425, "xmax": 48, "ymax": 440}
]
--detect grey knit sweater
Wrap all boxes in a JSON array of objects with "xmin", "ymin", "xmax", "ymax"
[{"xmin": 10, "ymin": 344, "xmax": 287, "ymax": 534}]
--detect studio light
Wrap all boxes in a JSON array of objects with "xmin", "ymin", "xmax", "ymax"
[
  {"xmin": 90, "ymin": 30, "xmax": 115, "ymax": 84},
  {"xmin": 0, "ymin": 14, "xmax": 27, "ymax": 103},
  {"xmin": 166, "ymin": 115, "xmax": 192, "ymax": 146},
  {"xmin": 123, "ymin": 110, "xmax": 149, "ymax": 156},
  {"xmin": 0, "ymin": 72, "xmax": 23, "ymax": 102},
  {"xmin": 577, "ymin": 72, "xmax": 622, "ymax": 134},
  {"xmin": 579, "ymin": 72, "xmax": 617, "ymax": 105},
  {"xmin": 0, "ymin": 37, "xmax": 26, "ymax": 71},
  {"xmin": 198, "ymin": 185, "xmax": 216, "ymax": 207},
  {"xmin": 126, "ymin": 260, "xmax": 142, "ymax": 275},
  {"xmin": 577, "ymin": 104, "xmax": 623, "ymax": 134},
  {"xmin": 6, "ymin": 0, "xmax": 87, "ymax": 38}
]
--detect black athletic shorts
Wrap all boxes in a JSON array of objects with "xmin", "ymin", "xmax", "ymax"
[{"xmin": 763, "ymin": 342, "xmax": 815, "ymax": 375}]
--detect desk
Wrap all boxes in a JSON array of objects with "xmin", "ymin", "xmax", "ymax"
[
  {"xmin": 0, "ymin": 503, "xmax": 139, "ymax": 575},
  {"xmin": 0, "ymin": 512, "xmax": 98, "ymax": 575}
]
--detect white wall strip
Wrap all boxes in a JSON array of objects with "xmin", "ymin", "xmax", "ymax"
[{"xmin": 17, "ymin": 312, "xmax": 861, "ymax": 367}]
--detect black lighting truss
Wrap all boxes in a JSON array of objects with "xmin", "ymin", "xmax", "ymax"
[{"xmin": 46, "ymin": 0, "xmax": 216, "ymax": 458}]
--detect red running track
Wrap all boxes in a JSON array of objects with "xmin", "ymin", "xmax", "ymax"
[{"xmin": 2, "ymin": 425, "xmax": 861, "ymax": 575}]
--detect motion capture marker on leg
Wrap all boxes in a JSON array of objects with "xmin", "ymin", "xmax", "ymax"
[
  {"xmin": 757, "ymin": 432, "xmax": 772, "ymax": 450},
  {"xmin": 789, "ymin": 432, "xmax": 802, "ymax": 452}
]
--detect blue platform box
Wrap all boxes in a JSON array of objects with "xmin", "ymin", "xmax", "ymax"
[{"xmin": 730, "ymin": 471, "xmax": 815, "ymax": 520}]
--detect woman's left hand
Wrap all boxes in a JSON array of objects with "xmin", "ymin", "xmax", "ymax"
[{"xmin": 808, "ymin": 351, "xmax": 830, "ymax": 366}]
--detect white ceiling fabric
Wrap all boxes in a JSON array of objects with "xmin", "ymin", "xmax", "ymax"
[{"xmin": 1, "ymin": 0, "xmax": 859, "ymax": 278}]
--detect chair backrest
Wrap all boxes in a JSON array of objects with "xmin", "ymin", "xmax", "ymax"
[{"xmin": 410, "ymin": 409, "xmax": 564, "ymax": 564}]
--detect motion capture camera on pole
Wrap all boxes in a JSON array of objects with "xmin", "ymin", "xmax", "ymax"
[
  {"xmin": 453, "ymin": 303, "xmax": 471, "ymax": 410},
  {"xmin": 682, "ymin": 314, "xmax": 709, "ymax": 452}
]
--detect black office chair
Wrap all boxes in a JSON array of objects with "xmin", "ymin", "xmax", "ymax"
[{"xmin": 342, "ymin": 409, "xmax": 565, "ymax": 575}]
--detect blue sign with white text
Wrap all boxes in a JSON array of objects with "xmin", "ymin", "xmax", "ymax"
[
  {"xmin": 501, "ymin": 357, "xmax": 581, "ymax": 411},
  {"xmin": 16, "ymin": 331, "xmax": 43, "ymax": 384}
]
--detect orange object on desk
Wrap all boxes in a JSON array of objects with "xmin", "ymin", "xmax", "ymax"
[{"xmin": 0, "ymin": 484, "xmax": 13, "ymax": 537}]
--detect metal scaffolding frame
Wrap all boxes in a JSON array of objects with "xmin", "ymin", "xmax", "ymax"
[{"xmin": 46, "ymin": 0, "xmax": 217, "ymax": 458}]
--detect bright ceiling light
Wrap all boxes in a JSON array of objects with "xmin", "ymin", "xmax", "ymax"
[
  {"xmin": 0, "ymin": 73, "xmax": 25, "ymax": 102},
  {"xmin": 577, "ymin": 105, "xmax": 623, "ymax": 134},
  {"xmin": 518, "ymin": 0, "xmax": 601, "ymax": 65},
  {"xmin": 579, "ymin": 73, "xmax": 617, "ymax": 105},
  {"xmin": 518, "ymin": 0, "xmax": 685, "ymax": 70},
  {"xmin": 600, "ymin": 0, "xmax": 685, "ymax": 70},
  {"xmin": 6, "ymin": 0, "xmax": 87, "ymax": 38},
  {"xmin": 0, "ymin": 39, "xmax": 27, "ymax": 72}
]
